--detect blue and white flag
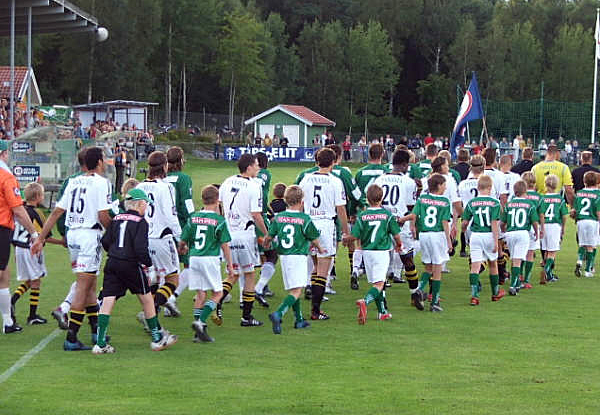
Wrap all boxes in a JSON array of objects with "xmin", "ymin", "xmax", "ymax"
[{"xmin": 450, "ymin": 72, "xmax": 484, "ymax": 158}]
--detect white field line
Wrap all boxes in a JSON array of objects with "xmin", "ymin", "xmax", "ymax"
[{"xmin": 0, "ymin": 328, "xmax": 61, "ymax": 384}]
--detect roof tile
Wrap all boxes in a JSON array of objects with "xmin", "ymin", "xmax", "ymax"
[
  {"xmin": 0, "ymin": 66, "xmax": 28, "ymax": 101},
  {"xmin": 281, "ymin": 104, "xmax": 335, "ymax": 126}
]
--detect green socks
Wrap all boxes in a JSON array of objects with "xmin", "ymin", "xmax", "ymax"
[
  {"xmin": 544, "ymin": 258, "xmax": 554, "ymax": 279},
  {"xmin": 431, "ymin": 280, "xmax": 441, "ymax": 304},
  {"xmin": 375, "ymin": 291, "xmax": 386, "ymax": 314},
  {"xmin": 364, "ymin": 287, "xmax": 380, "ymax": 305},
  {"xmin": 146, "ymin": 315, "xmax": 162, "ymax": 343},
  {"xmin": 523, "ymin": 261, "xmax": 533, "ymax": 283},
  {"xmin": 489, "ymin": 274, "xmax": 499, "ymax": 296},
  {"xmin": 510, "ymin": 266, "xmax": 521, "ymax": 288},
  {"xmin": 276, "ymin": 295, "xmax": 297, "ymax": 317},
  {"xmin": 586, "ymin": 251, "xmax": 595, "ymax": 272},
  {"xmin": 195, "ymin": 300, "xmax": 216, "ymax": 322},
  {"xmin": 578, "ymin": 247, "xmax": 586, "ymax": 262},
  {"xmin": 469, "ymin": 273, "xmax": 479, "ymax": 298},
  {"xmin": 418, "ymin": 272, "xmax": 431, "ymax": 291},
  {"xmin": 292, "ymin": 299, "xmax": 303, "ymax": 322},
  {"xmin": 96, "ymin": 314, "xmax": 110, "ymax": 348}
]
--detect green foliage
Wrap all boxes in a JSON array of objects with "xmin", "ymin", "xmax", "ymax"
[{"xmin": 409, "ymin": 73, "xmax": 455, "ymax": 135}]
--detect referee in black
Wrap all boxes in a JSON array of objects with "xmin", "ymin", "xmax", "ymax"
[{"xmin": 92, "ymin": 188, "xmax": 177, "ymax": 354}]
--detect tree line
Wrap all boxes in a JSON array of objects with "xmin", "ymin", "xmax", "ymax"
[{"xmin": 0, "ymin": 0, "xmax": 598, "ymax": 136}]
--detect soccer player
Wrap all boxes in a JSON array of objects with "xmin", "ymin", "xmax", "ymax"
[
  {"xmin": 461, "ymin": 175, "xmax": 505, "ymax": 305},
  {"xmin": 299, "ymin": 147, "xmax": 349, "ymax": 320},
  {"xmin": 500, "ymin": 180, "xmax": 540, "ymax": 296},
  {"xmin": 457, "ymin": 155, "xmax": 486, "ymax": 257},
  {"xmin": 179, "ymin": 185, "xmax": 235, "ymax": 343},
  {"xmin": 32, "ymin": 147, "xmax": 112, "ymax": 350},
  {"xmin": 499, "ymin": 155, "xmax": 520, "ymax": 199},
  {"xmin": 93, "ymin": 188, "xmax": 178, "ymax": 354},
  {"xmin": 136, "ymin": 151, "xmax": 182, "ymax": 316},
  {"xmin": 163, "ymin": 146, "xmax": 195, "ymax": 317},
  {"xmin": 399, "ymin": 174, "xmax": 452, "ymax": 312},
  {"xmin": 347, "ymin": 184, "xmax": 404, "ymax": 323},
  {"xmin": 10, "ymin": 183, "xmax": 63, "ymax": 325},
  {"xmin": 218, "ymin": 153, "xmax": 268, "ymax": 327},
  {"xmin": 532, "ymin": 144, "xmax": 574, "ymax": 205},
  {"xmin": 372, "ymin": 149, "xmax": 423, "ymax": 309},
  {"xmin": 572, "ymin": 171, "xmax": 600, "ymax": 278},
  {"xmin": 418, "ymin": 143, "xmax": 438, "ymax": 177},
  {"xmin": 521, "ymin": 171, "xmax": 544, "ymax": 288},
  {"xmin": 539, "ymin": 174, "xmax": 568, "ymax": 283},
  {"xmin": 482, "ymin": 148, "xmax": 508, "ymax": 206},
  {"xmin": 265, "ymin": 185, "xmax": 323, "ymax": 334},
  {"xmin": 269, "ymin": 183, "xmax": 287, "ymax": 215},
  {"xmin": 438, "ymin": 150, "xmax": 462, "ymax": 185}
]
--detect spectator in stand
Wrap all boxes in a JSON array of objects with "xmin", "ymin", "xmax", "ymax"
[
  {"xmin": 263, "ymin": 134, "xmax": 273, "ymax": 147},
  {"xmin": 385, "ymin": 135, "xmax": 395, "ymax": 161},
  {"xmin": 398, "ymin": 135, "xmax": 408, "ymax": 147},
  {"xmin": 313, "ymin": 134, "xmax": 320, "ymax": 146},
  {"xmin": 342, "ymin": 136, "xmax": 352, "ymax": 161},
  {"xmin": 499, "ymin": 137, "xmax": 510, "ymax": 156},
  {"xmin": 272, "ymin": 134, "xmax": 280, "ymax": 147},
  {"xmin": 358, "ymin": 135, "xmax": 368, "ymax": 163},
  {"xmin": 454, "ymin": 148, "xmax": 470, "ymax": 181},
  {"xmin": 513, "ymin": 135, "xmax": 521, "ymax": 161},
  {"xmin": 321, "ymin": 131, "xmax": 327, "ymax": 146},
  {"xmin": 245, "ymin": 131, "xmax": 253, "ymax": 146},
  {"xmin": 424, "ymin": 132, "xmax": 434, "ymax": 146},
  {"xmin": 526, "ymin": 138, "xmax": 533, "ymax": 148},
  {"xmin": 254, "ymin": 134, "xmax": 262, "ymax": 147},
  {"xmin": 214, "ymin": 133, "xmax": 222, "ymax": 160},
  {"xmin": 488, "ymin": 136, "xmax": 499, "ymax": 150},
  {"xmin": 472, "ymin": 142, "xmax": 483, "ymax": 155},
  {"xmin": 511, "ymin": 147, "xmax": 534, "ymax": 175},
  {"xmin": 325, "ymin": 132, "xmax": 336, "ymax": 146},
  {"xmin": 280, "ymin": 136, "xmax": 289, "ymax": 148},
  {"xmin": 538, "ymin": 139, "xmax": 548, "ymax": 159},
  {"xmin": 434, "ymin": 136, "xmax": 443, "ymax": 150},
  {"xmin": 564, "ymin": 140, "xmax": 573, "ymax": 164},
  {"xmin": 573, "ymin": 140, "xmax": 580, "ymax": 164},
  {"xmin": 443, "ymin": 136, "xmax": 449, "ymax": 150},
  {"xmin": 572, "ymin": 151, "xmax": 600, "ymax": 191},
  {"xmin": 409, "ymin": 135, "xmax": 421, "ymax": 150}
]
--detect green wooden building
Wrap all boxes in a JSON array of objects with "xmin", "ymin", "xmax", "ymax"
[{"xmin": 244, "ymin": 104, "xmax": 335, "ymax": 147}]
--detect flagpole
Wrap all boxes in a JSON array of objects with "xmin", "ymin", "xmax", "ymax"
[{"xmin": 592, "ymin": 8, "xmax": 599, "ymax": 144}]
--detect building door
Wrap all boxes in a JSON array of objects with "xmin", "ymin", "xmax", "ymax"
[
  {"xmin": 282, "ymin": 125, "xmax": 300, "ymax": 147},
  {"xmin": 259, "ymin": 124, "xmax": 275, "ymax": 141}
]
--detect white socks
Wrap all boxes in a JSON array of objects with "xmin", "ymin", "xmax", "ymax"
[
  {"xmin": 255, "ymin": 262, "xmax": 275, "ymax": 294},
  {"xmin": 239, "ymin": 275, "xmax": 245, "ymax": 303},
  {"xmin": 352, "ymin": 250, "xmax": 363, "ymax": 274},
  {"xmin": 174, "ymin": 268, "xmax": 189, "ymax": 297},
  {"xmin": 307, "ymin": 256, "xmax": 314, "ymax": 286},
  {"xmin": 0, "ymin": 287, "xmax": 13, "ymax": 327}
]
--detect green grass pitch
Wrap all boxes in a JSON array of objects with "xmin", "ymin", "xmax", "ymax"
[{"xmin": 1, "ymin": 159, "xmax": 599, "ymax": 414}]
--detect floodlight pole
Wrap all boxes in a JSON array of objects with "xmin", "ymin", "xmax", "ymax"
[
  {"xmin": 9, "ymin": 0, "xmax": 15, "ymax": 140},
  {"xmin": 27, "ymin": 6, "xmax": 32, "ymax": 130}
]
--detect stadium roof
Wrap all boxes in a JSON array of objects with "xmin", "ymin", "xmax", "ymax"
[
  {"xmin": 0, "ymin": 0, "xmax": 99, "ymax": 36},
  {"xmin": 73, "ymin": 100, "xmax": 160, "ymax": 110},
  {"xmin": 0, "ymin": 66, "xmax": 42, "ymax": 104},
  {"xmin": 245, "ymin": 104, "xmax": 336, "ymax": 127}
]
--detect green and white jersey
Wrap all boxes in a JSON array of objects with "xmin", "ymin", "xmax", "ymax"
[
  {"xmin": 268, "ymin": 210, "xmax": 320, "ymax": 255},
  {"xmin": 257, "ymin": 168, "xmax": 272, "ymax": 214},
  {"xmin": 417, "ymin": 159, "xmax": 432, "ymax": 177},
  {"xmin": 573, "ymin": 188, "xmax": 600, "ymax": 221},
  {"xmin": 462, "ymin": 196, "xmax": 501, "ymax": 233},
  {"xmin": 501, "ymin": 197, "xmax": 539, "ymax": 232},
  {"xmin": 351, "ymin": 207, "xmax": 401, "ymax": 250},
  {"xmin": 539, "ymin": 193, "xmax": 568, "ymax": 224},
  {"xmin": 355, "ymin": 163, "xmax": 390, "ymax": 195},
  {"xmin": 523, "ymin": 190, "xmax": 542, "ymax": 212},
  {"xmin": 181, "ymin": 210, "xmax": 231, "ymax": 257},
  {"xmin": 165, "ymin": 171, "xmax": 194, "ymax": 228},
  {"xmin": 412, "ymin": 194, "xmax": 451, "ymax": 233},
  {"xmin": 450, "ymin": 168, "xmax": 462, "ymax": 185}
]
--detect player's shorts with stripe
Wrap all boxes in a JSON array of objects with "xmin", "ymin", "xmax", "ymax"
[
  {"xmin": 528, "ymin": 228, "xmax": 540, "ymax": 250},
  {"xmin": 66, "ymin": 228, "xmax": 103, "ymax": 274},
  {"xmin": 188, "ymin": 256, "xmax": 223, "ymax": 292},
  {"xmin": 541, "ymin": 223, "xmax": 562, "ymax": 252},
  {"xmin": 419, "ymin": 231, "xmax": 449, "ymax": 265},
  {"xmin": 102, "ymin": 257, "xmax": 150, "ymax": 297},
  {"xmin": 311, "ymin": 218, "xmax": 336, "ymax": 258},
  {"xmin": 280, "ymin": 255, "xmax": 308, "ymax": 290},
  {"xmin": 148, "ymin": 235, "xmax": 180, "ymax": 278},
  {"xmin": 469, "ymin": 232, "xmax": 498, "ymax": 262},
  {"xmin": 363, "ymin": 250, "xmax": 390, "ymax": 284},
  {"xmin": 577, "ymin": 220, "xmax": 598, "ymax": 247},
  {"xmin": 15, "ymin": 246, "xmax": 46, "ymax": 281},
  {"xmin": 504, "ymin": 230, "xmax": 530, "ymax": 260},
  {"xmin": 229, "ymin": 231, "xmax": 259, "ymax": 274}
]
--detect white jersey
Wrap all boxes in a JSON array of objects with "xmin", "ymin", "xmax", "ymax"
[
  {"xmin": 484, "ymin": 168, "xmax": 508, "ymax": 199},
  {"xmin": 457, "ymin": 176, "xmax": 480, "ymax": 206},
  {"xmin": 503, "ymin": 171, "xmax": 521, "ymax": 199},
  {"xmin": 422, "ymin": 172, "xmax": 460, "ymax": 204},
  {"xmin": 299, "ymin": 172, "xmax": 345, "ymax": 220},
  {"xmin": 372, "ymin": 172, "xmax": 417, "ymax": 217},
  {"xmin": 219, "ymin": 175, "xmax": 262, "ymax": 234},
  {"xmin": 56, "ymin": 173, "xmax": 112, "ymax": 230},
  {"xmin": 136, "ymin": 179, "xmax": 181, "ymax": 239}
]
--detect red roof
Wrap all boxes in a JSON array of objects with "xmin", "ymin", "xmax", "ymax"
[
  {"xmin": 0, "ymin": 66, "xmax": 28, "ymax": 101},
  {"xmin": 281, "ymin": 105, "xmax": 335, "ymax": 126}
]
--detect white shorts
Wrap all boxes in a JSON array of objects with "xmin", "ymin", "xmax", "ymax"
[
  {"xmin": 469, "ymin": 232, "xmax": 498, "ymax": 263},
  {"xmin": 148, "ymin": 235, "xmax": 180, "ymax": 278},
  {"xmin": 229, "ymin": 232, "xmax": 259, "ymax": 274},
  {"xmin": 66, "ymin": 228, "xmax": 103, "ymax": 274},
  {"xmin": 419, "ymin": 232, "xmax": 449, "ymax": 265},
  {"xmin": 280, "ymin": 255, "xmax": 308, "ymax": 290},
  {"xmin": 363, "ymin": 250, "xmax": 390, "ymax": 283},
  {"xmin": 188, "ymin": 256, "xmax": 222, "ymax": 291},
  {"xmin": 577, "ymin": 220, "xmax": 599, "ymax": 247},
  {"xmin": 528, "ymin": 228, "xmax": 540, "ymax": 250},
  {"xmin": 504, "ymin": 230, "xmax": 530, "ymax": 261},
  {"xmin": 15, "ymin": 246, "xmax": 46, "ymax": 281},
  {"xmin": 399, "ymin": 223, "xmax": 417, "ymax": 256},
  {"xmin": 311, "ymin": 219, "xmax": 335, "ymax": 258},
  {"xmin": 541, "ymin": 223, "xmax": 562, "ymax": 251}
]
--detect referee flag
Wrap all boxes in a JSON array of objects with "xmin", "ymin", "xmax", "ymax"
[{"xmin": 450, "ymin": 72, "xmax": 484, "ymax": 158}]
